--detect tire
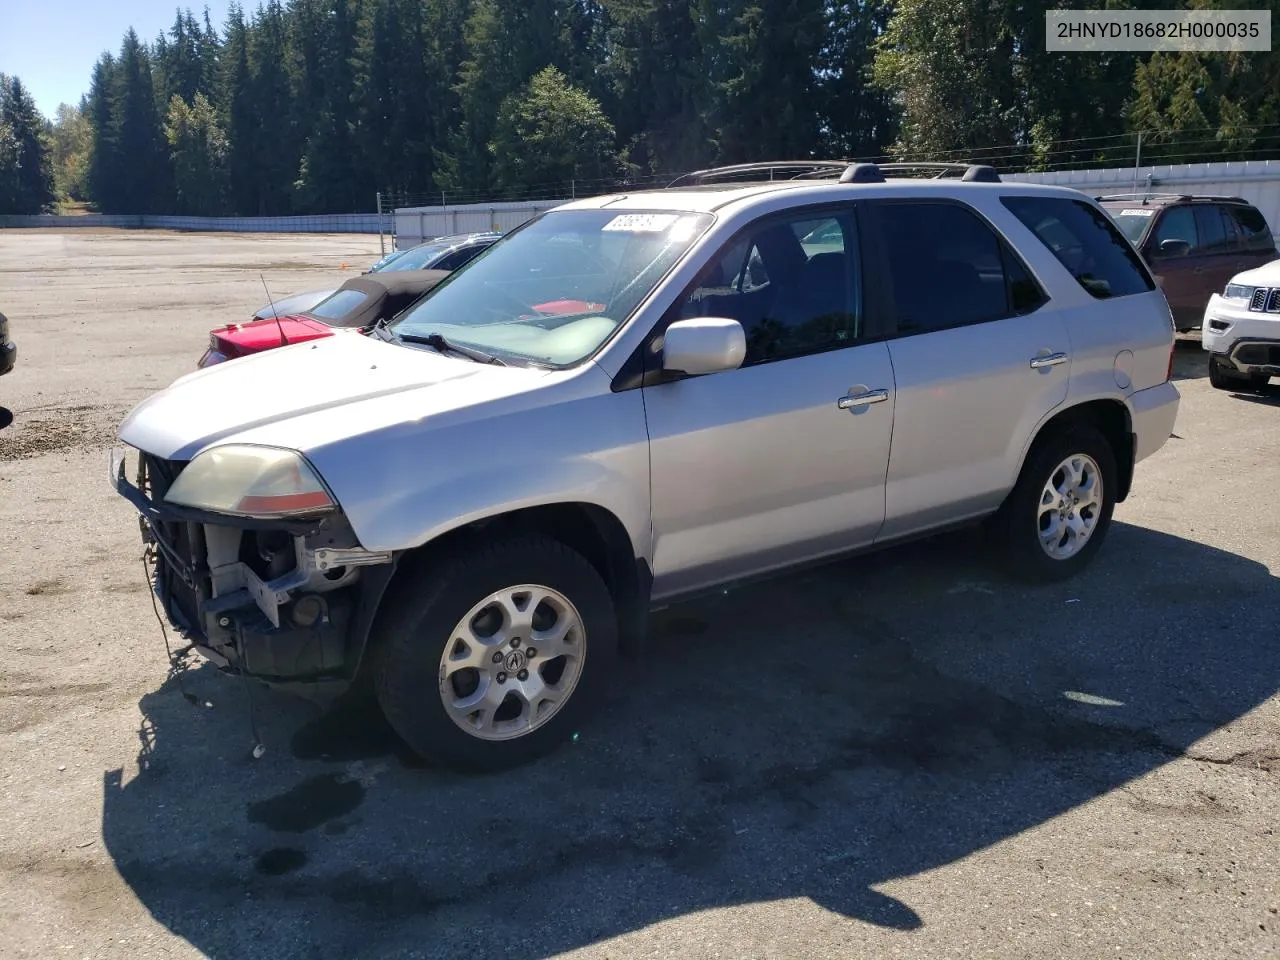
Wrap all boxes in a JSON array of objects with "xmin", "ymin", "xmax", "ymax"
[
  {"xmin": 372, "ymin": 536, "xmax": 618, "ymax": 773},
  {"xmin": 993, "ymin": 424, "xmax": 1117, "ymax": 584},
  {"xmin": 1208, "ymin": 356, "xmax": 1268, "ymax": 392}
]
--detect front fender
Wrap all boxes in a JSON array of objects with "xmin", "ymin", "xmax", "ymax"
[{"xmin": 308, "ymin": 387, "xmax": 653, "ymax": 561}]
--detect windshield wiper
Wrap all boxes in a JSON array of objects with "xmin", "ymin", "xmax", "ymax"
[{"xmin": 396, "ymin": 331, "xmax": 506, "ymax": 366}]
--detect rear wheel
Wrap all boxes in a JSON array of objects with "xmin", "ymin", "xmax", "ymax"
[
  {"xmin": 993, "ymin": 424, "xmax": 1117, "ymax": 583},
  {"xmin": 373, "ymin": 536, "xmax": 617, "ymax": 773},
  {"xmin": 1208, "ymin": 356, "xmax": 1268, "ymax": 392}
]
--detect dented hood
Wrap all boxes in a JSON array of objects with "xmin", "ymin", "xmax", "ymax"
[{"xmin": 118, "ymin": 330, "xmax": 550, "ymax": 461}]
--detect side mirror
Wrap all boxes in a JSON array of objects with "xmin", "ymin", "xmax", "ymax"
[
  {"xmin": 1157, "ymin": 238, "xmax": 1191, "ymax": 258},
  {"xmin": 661, "ymin": 317, "xmax": 746, "ymax": 376}
]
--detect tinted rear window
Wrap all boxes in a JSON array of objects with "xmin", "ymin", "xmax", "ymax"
[
  {"xmin": 1226, "ymin": 204, "xmax": 1276, "ymax": 253},
  {"xmin": 308, "ymin": 289, "xmax": 368, "ymax": 319},
  {"xmin": 1003, "ymin": 196, "xmax": 1155, "ymax": 300}
]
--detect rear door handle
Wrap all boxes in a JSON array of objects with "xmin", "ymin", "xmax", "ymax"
[
  {"xmin": 838, "ymin": 388, "xmax": 890, "ymax": 410},
  {"xmin": 1029, "ymin": 352, "xmax": 1069, "ymax": 369}
]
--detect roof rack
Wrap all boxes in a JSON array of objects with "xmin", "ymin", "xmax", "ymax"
[
  {"xmin": 1095, "ymin": 192, "xmax": 1249, "ymax": 205},
  {"xmin": 667, "ymin": 159, "xmax": 1001, "ymax": 188},
  {"xmin": 666, "ymin": 161, "xmax": 852, "ymax": 188},
  {"xmin": 875, "ymin": 162, "xmax": 1002, "ymax": 183}
]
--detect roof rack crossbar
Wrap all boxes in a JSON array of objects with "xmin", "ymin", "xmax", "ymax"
[
  {"xmin": 664, "ymin": 158, "xmax": 1002, "ymax": 189},
  {"xmin": 1095, "ymin": 192, "xmax": 1249, "ymax": 204},
  {"xmin": 877, "ymin": 161, "xmax": 1002, "ymax": 183},
  {"xmin": 666, "ymin": 161, "xmax": 851, "ymax": 188}
]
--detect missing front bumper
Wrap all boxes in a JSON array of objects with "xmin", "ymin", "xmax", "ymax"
[{"xmin": 114, "ymin": 445, "xmax": 392, "ymax": 686}]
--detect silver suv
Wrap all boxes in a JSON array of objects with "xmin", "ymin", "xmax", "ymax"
[{"xmin": 111, "ymin": 160, "xmax": 1181, "ymax": 772}]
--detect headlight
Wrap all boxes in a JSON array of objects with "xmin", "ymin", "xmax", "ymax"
[
  {"xmin": 1223, "ymin": 283, "xmax": 1255, "ymax": 304},
  {"xmin": 163, "ymin": 444, "xmax": 336, "ymax": 518}
]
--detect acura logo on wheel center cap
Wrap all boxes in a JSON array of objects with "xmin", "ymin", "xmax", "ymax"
[{"xmin": 504, "ymin": 650, "xmax": 527, "ymax": 673}]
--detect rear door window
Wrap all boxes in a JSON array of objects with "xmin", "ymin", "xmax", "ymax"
[
  {"xmin": 1002, "ymin": 196, "xmax": 1156, "ymax": 300},
  {"xmin": 1194, "ymin": 205, "xmax": 1238, "ymax": 253},
  {"xmin": 870, "ymin": 200, "xmax": 1046, "ymax": 333},
  {"xmin": 1225, "ymin": 204, "xmax": 1276, "ymax": 253}
]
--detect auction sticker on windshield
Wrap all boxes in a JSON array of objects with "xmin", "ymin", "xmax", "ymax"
[
  {"xmin": 601, "ymin": 213, "xmax": 681, "ymax": 233},
  {"xmin": 1120, "ymin": 209, "xmax": 1155, "ymax": 217}
]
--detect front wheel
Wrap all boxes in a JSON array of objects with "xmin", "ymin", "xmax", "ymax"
[
  {"xmin": 993, "ymin": 424, "xmax": 1117, "ymax": 584},
  {"xmin": 372, "ymin": 536, "xmax": 618, "ymax": 773}
]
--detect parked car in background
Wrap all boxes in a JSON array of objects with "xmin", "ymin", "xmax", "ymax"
[
  {"xmin": 365, "ymin": 232, "xmax": 502, "ymax": 274},
  {"xmin": 251, "ymin": 233, "xmax": 503, "ymax": 322},
  {"xmin": 113, "ymin": 160, "xmax": 1179, "ymax": 773},
  {"xmin": 203, "ymin": 270, "xmax": 451, "ymax": 367},
  {"xmin": 0, "ymin": 311, "xmax": 15, "ymax": 377},
  {"xmin": 211, "ymin": 262, "xmax": 601, "ymax": 368},
  {"xmin": 1097, "ymin": 193, "xmax": 1278, "ymax": 332},
  {"xmin": 1201, "ymin": 258, "xmax": 1280, "ymax": 391}
]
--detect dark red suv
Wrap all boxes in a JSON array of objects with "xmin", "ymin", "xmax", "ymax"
[{"xmin": 1098, "ymin": 194, "xmax": 1278, "ymax": 332}]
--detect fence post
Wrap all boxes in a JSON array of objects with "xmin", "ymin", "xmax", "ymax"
[
  {"xmin": 1133, "ymin": 132, "xmax": 1143, "ymax": 195},
  {"xmin": 377, "ymin": 192, "xmax": 385, "ymax": 255}
]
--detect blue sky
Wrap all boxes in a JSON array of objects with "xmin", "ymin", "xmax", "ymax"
[{"xmin": 0, "ymin": 0, "xmax": 235, "ymax": 117}]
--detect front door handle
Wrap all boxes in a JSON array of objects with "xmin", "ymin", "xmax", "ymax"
[
  {"xmin": 838, "ymin": 388, "xmax": 890, "ymax": 410},
  {"xmin": 1029, "ymin": 352, "xmax": 1069, "ymax": 370}
]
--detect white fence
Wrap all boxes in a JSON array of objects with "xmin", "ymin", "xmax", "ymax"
[
  {"xmin": 392, "ymin": 159, "xmax": 1280, "ymax": 251},
  {"xmin": 392, "ymin": 199, "xmax": 567, "ymax": 248},
  {"xmin": 0, "ymin": 212, "xmax": 387, "ymax": 234},
  {"xmin": 7, "ymin": 160, "xmax": 1277, "ymax": 246}
]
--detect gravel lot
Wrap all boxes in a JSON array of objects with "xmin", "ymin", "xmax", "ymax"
[{"xmin": 1, "ymin": 230, "xmax": 1278, "ymax": 960}]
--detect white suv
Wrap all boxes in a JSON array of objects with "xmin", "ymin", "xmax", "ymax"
[
  {"xmin": 111, "ymin": 160, "xmax": 1181, "ymax": 772},
  {"xmin": 1202, "ymin": 258, "xmax": 1280, "ymax": 391}
]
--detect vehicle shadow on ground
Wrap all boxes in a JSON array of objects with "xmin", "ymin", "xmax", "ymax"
[
  {"xmin": 1170, "ymin": 336, "xmax": 1207, "ymax": 381},
  {"xmin": 0, "ymin": 406, "xmax": 12, "ymax": 430},
  {"xmin": 102, "ymin": 522, "xmax": 1280, "ymax": 959},
  {"xmin": 1228, "ymin": 383, "xmax": 1280, "ymax": 407}
]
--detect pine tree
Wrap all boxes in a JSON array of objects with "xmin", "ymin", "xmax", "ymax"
[
  {"xmin": 245, "ymin": 1, "xmax": 299, "ymax": 214},
  {"xmin": 0, "ymin": 75, "xmax": 56, "ymax": 213},
  {"xmin": 489, "ymin": 65, "xmax": 623, "ymax": 193},
  {"xmin": 438, "ymin": 0, "xmax": 573, "ymax": 195},
  {"xmin": 598, "ymin": 0, "xmax": 713, "ymax": 174},
  {"xmin": 818, "ymin": 0, "xmax": 897, "ymax": 160},
  {"xmin": 705, "ymin": 0, "xmax": 829, "ymax": 162},
  {"xmin": 292, "ymin": 0, "xmax": 363, "ymax": 213},
  {"xmin": 85, "ymin": 54, "xmax": 119, "ymax": 210},
  {"xmin": 165, "ymin": 92, "xmax": 231, "ymax": 214},
  {"xmin": 220, "ymin": 4, "xmax": 258, "ymax": 214},
  {"xmin": 51, "ymin": 103, "xmax": 93, "ymax": 201},
  {"xmin": 1125, "ymin": 0, "xmax": 1280, "ymax": 165},
  {"xmin": 110, "ymin": 29, "xmax": 172, "ymax": 213}
]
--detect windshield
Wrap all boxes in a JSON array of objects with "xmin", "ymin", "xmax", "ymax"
[
  {"xmin": 388, "ymin": 209, "xmax": 714, "ymax": 366},
  {"xmin": 1103, "ymin": 207, "xmax": 1156, "ymax": 245},
  {"xmin": 376, "ymin": 240, "xmax": 455, "ymax": 273}
]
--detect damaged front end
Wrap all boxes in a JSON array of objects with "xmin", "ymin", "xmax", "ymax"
[{"xmin": 110, "ymin": 444, "xmax": 397, "ymax": 697}]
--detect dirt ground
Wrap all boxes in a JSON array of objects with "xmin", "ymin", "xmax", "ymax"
[{"xmin": 0, "ymin": 230, "xmax": 1277, "ymax": 960}]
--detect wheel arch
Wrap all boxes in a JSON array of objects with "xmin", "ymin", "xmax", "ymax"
[
  {"xmin": 355, "ymin": 501, "xmax": 651, "ymax": 681},
  {"xmin": 1014, "ymin": 398, "xmax": 1136, "ymax": 504}
]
